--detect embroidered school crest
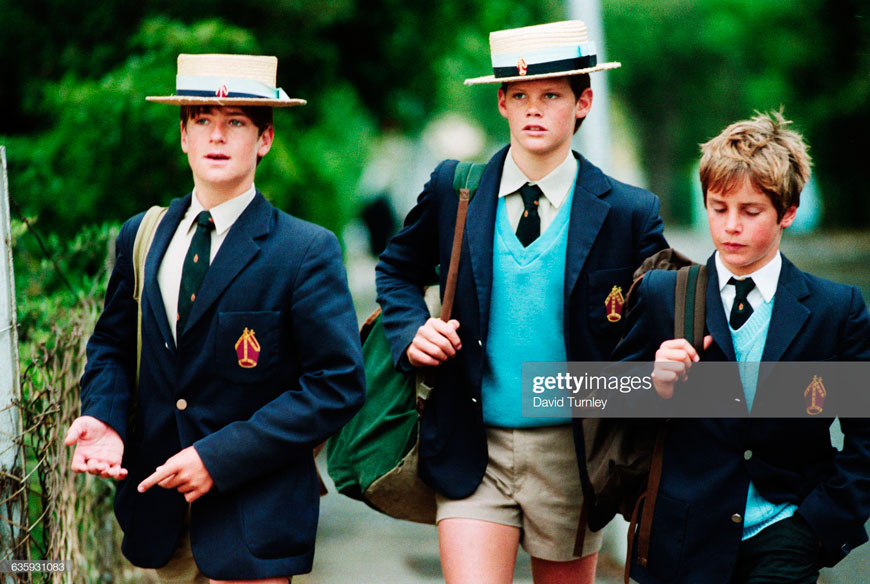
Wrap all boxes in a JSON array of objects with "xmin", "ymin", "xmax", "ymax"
[
  {"xmin": 517, "ymin": 57, "xmax": 528, "ymax": 76},
  {"xmin": 803, "ymin": 375, "xmax": 826, "ymax": 415},
  {"xmin": 235, "ymin": 327, "xmax": 261, "ymax": 369},
  {"xmin": 216, "ymin": 83, "xmax": 229, "ymax": 98},
  {"xmin": 604, "ymin": 285, "xmax": 625, "ymax": 323}
]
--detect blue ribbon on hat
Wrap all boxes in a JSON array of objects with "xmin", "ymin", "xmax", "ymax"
[
  {"xmin": 491, "ymin": 43, "xmax": 598, "ymax": 78},
  {"xmin": 175, "ymin": 75, "xmax": 290, "ymax": 100}
]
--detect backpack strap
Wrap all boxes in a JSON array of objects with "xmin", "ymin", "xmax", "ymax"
[
  {"xmin": 674, "ymin": 264, "xmax": 709, "ymax": 351},
  {"xmin": 440, "ymin": 162, "xmax": 485, "ymax": 321},
  {"xmin": 630, "ymin": 264, "xmax": 708, "ymax": 580},
  {"xmin": 132, "ymin": 205, "xmax": 167, "ymax": 385}
]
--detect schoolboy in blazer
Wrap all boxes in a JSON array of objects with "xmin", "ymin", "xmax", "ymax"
[
  {"xmin": 376, "ymin": 21, "xmax": 667, "ymax": 584},
  {"xmin": 65, "ymin": 54, "xmax": 365, "ymax": 583},
  {"xmin": 614, "ymin": 112, "xmax": 870, "ymax": 584}
]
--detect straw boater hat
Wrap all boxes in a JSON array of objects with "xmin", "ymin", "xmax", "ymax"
[
  {"xmin": 146, "ymin": 54, "xmax": 306, "ymax": 107},
  {"xmin": 464, "ymin": 20, "xmax": 620, "ymax": 85}
]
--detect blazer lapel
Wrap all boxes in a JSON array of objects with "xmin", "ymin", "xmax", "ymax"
[
  {"xmin": 465, "ymin": 149, "xmax": 502, "ymax": 341},
  {"xmin": 704, "ymin": 254, "xmax": 737, "ymax": 361},
  {"xmin": 180, "ymin": 193, "xmax": 272, "ymax": 338},
  {"xmin": 143, "ymin": 195, "xmax": 189, "ymax": 348},
  {"xmin": 564, "ymin": 153, "xmax": 610, "ymax": 300},
  {"xmin": 761, "ymin": 255, "xmax": 810, "ymax": 362}
]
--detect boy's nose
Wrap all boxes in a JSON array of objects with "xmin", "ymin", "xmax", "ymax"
[{"xmin": 725, "ymin": 213, "xmax": 741, "ymax": 232}]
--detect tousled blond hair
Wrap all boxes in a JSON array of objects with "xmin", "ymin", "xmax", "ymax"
[{"xmin": 699, "ymin": 110, "xmax": 811, "ymax": 221}]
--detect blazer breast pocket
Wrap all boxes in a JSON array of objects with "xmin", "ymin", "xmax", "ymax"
[
  {"xmin": 215, "ymin": 311, "xmax": 280, "ymax": 383},
  {"xmin": 586, "ymin": 266, "xmax": 635, "ymax": 350}
]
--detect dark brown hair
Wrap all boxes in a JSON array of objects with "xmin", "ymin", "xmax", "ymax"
[{"xmin": 179, "ymin": 105, "xmax": 273, "ymax": 136}]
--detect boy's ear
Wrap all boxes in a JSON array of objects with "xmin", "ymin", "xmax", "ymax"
[
  {"xmin": 780, "ymin": 205, "xmax": 798, "ymax": 228},
  {"xmin": 497, "ymin": 88, "xmax": 509, "ymax": 119},
  {"xmin": 180, "ymin": 120, "xmax": 189, "ymax": 153},
  {"xmin": 575, "ymin": 87, "xmax": 593, "ymax": 120},
  {"xmin": 257, "ymin": 125, "xmax": 275, "ymax": 158}
]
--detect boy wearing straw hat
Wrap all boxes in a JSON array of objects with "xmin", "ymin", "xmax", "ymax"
[
  {"xmin": 65, "ymin": 54, "xmax": 365, "ymax": 583},
  {"xmin": 376, "ymin": 20, "xmax": 667, "ymax": 584}
]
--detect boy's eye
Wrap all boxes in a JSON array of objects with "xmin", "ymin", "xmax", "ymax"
[
  {"xmin": 511, "ymin": 92, "xmax": 526, "ymax": 99},
  {"xmin": 194, "ymin": 117, "xmax": 209, "ymax": 125},
  {"xmin": 229, "ymin": 119, "xmax": 244, "ymax": 127},
  {"xmin": 712, "ymin": 207, "xmax": 726, "ymax": 213},
  {"xmin": 545, "ymin": 93, "xmax": 559, "ymax": 99}
]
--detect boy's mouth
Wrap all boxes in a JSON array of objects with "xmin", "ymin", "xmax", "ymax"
[
  {"xmin": 206, "ymin": 153, "xmax": 230, "ymax": 160},
  {"xmin": 523, "ymin": 125, "xmax": 546, "ymax": 133}
]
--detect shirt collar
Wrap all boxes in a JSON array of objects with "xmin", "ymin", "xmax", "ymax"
[
  {"xmin": 715, "ymin": 251, "xmax": 781, "ymax": 303},
  {"xmin": 188, "ymin": 184, "xmax": 257, "ymax": 236},
  {"xmin": 498, "ymin": 148, "xmax": 577, "ymax": 209}
]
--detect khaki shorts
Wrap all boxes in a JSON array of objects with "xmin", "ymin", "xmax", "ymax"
[
  {"xmin": 154, "ymin": 522, "xmax": 209, "ymax": 584},
  {"xmin": 436, "ymin": 425, "xmax": 602, "ymax": 561}
]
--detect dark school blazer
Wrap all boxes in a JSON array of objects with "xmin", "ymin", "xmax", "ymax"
[
  {"xmin": 375, "ymin": 145, "xmax": 667, "ymax": 499},
  {"xmin": 613, "ymin": 253, "xmax": 870, "ymax": 584},
  {"xmin": 80, "ymin": 192, "xmax": 365, "ymax": 579}
]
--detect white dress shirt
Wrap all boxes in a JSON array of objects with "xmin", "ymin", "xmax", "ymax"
[
  {"xmin": 497, "ymin": 148, "xmax": 578, "ymax": 233},
  {"xmin": 157, "ymin": 185, "xmax": 257, "ymax": 343}
]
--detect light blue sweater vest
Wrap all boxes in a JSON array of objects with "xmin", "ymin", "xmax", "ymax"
[
  {"xmin": 732, "ymin": 298, "xmax": 798, "ymax": 540},
  {"xmin": 481, "ymin": 191, "xmax": 574, "ymax": 427}
]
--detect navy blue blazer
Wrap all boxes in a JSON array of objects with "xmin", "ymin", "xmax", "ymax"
[
  {"xmin": 614, "ymin": 253, "xmax": 870, "ymax": 583},
  {"xmin": 375, "ymin": 146, "xmax": 667, "ymax": 499},
  {"xmin": 80, "ymin": 192, "xmax": 365, "ymax": 579}
]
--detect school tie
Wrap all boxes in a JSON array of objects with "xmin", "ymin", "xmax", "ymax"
[
  {"xmin": 728, "ymin": 277, "xmax": 755, "ymax": 330},
  {"xmin": 516, "ymin": 183, "xmax": 542, "ymax": 247},
  {"xmin": 177, "ymin": 211, "xmax": 215, "ymax": 337}
]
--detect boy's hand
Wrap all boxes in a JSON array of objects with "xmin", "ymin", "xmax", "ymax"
[
  {"xmin": 65, "ymin": 416, "xmax": 128, "ymax": 480},
  {"xmin": 651, "ymin": 335, "xmax": 713, "ymax": 399},
  {"xmin": 137, "ymin": 446, "xmax": 214, "ymax": 503},
  {"xmin": 406, "ymin": 317, "xmax": 462, "ymax": 367}
]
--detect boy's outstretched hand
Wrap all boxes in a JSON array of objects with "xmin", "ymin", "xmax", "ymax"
[
  {"xmin": 65, "ymin": 415, "xmax": 128, "ymax": 480},
  {"xmin": 652, "ymin": 335, "xmax": 714, "ymax": 399},
  {"xmin": 137, "ymin": 446, "xmax": 214, "ymax": 503}
]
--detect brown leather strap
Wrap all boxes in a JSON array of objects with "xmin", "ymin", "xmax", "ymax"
[
  {"xmin": 626, "ymin": 492, "xmax": 645, "ymax": 584},
  {"xmin": 440, "ymin": 188, "xmax": 471, "ymax": 321},
  {"xmin": 636, "ymin": 426, "xmax": 667, "ymax": 569},
  {"xmin": 674, "ymin": 267, "xmax": 689, "ymax": 343},
  {"xmin": 692, "ymin": 266, "xmax": 708, "ymax": 350},
  {"xmin": 573, "ymin": 497, "xmax": 590, "ymax": 557}
]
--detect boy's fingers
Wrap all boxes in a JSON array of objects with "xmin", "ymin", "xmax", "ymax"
[
  {"xmin": 407, "ymin": 346, "xmax": 439, "ymax": 367},
  {"xmin": 158, "ymin": 473, "xmax": 183, "ymax": 489},
  {"xmin": 64, "ymin": 422, "xmax": 83, "ymax": 446},
  {"xmin": 703, "ymin": 335, "xmax": 714, "ymax": 350},
  {"xmin": 70, "ymin": 451, "xmax": 88, "ymax": 473},
  {"xmin": 138, "ymin": 465, "xmax": 174, "ymax": 493},
  {"xmin": 428, "ymin": 319, "xmax": 462, "ymax": 349},
  {"xmin": 419, "ymin": 327, "xmax": 455, "ymax": 356}
]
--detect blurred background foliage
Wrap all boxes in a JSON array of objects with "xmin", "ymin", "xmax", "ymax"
[{"xmin": 605, "ymin": 0, "xmax": 869, "ymax": 225}]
